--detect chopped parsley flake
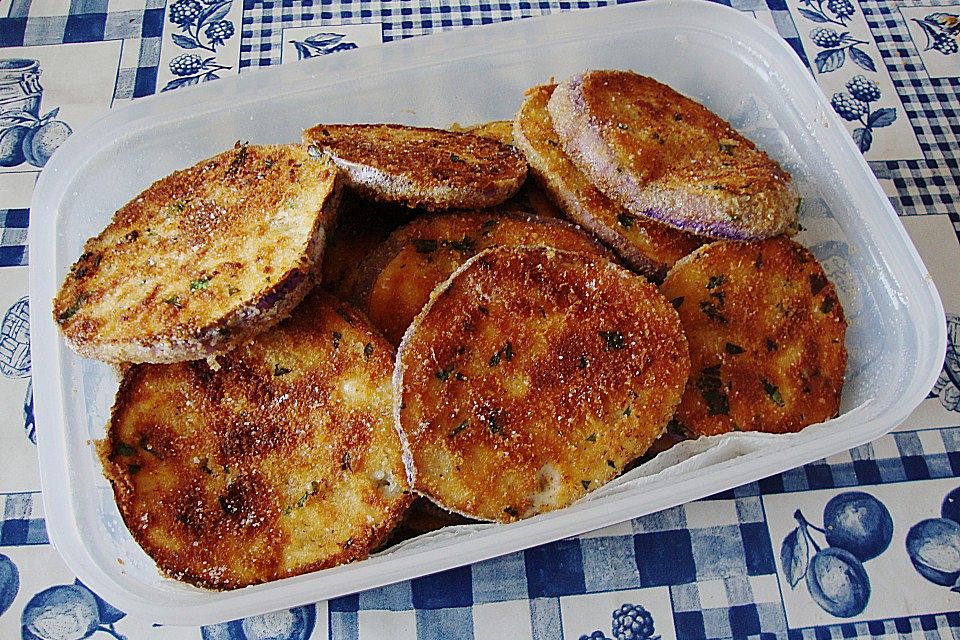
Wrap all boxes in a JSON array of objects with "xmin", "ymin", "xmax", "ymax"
[
  {"xmin": 274, "ymin": 364, "xmax": 292, "ymax": 376},
  {"xmin": 413, "ymin": 239, "xmax": 438, "ymax": 254},
  {"xmin": 190, "ymin": 277, "xmax": 212, "ymax": 291},
  {"xmin": 617, "ymin": 213, "xmax": 635, "ymax": 229},
  {"xmin": 436, "ymin": 365, "xmax": 455, "ymax": 382},
  {"xmin": 725, "ymin": 342, "xmax": 745, "ymax": 355},
  {"xmin": 762, "ymin": 378, "xmax": 785, "ymax": 407},
  {"xmin": 698, "ymin": 364, "xmax": 729, "ymax": 416},
  {"xmin": 586, "ymin": 433, "xmax": 597, "ymax": 442},
  {"xmin": 707, "ymin": 274, "xmax": 726, "ymax": 289},
  {"xmin": 114, "ymin": 442, "xmax": 136, "ymax": 457},
  {"xmin": 600, "ymin": 330, "xmax": 626, "ymax": 351}
]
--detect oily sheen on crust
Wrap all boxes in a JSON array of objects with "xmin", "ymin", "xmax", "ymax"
[
  {"xmin": 395, "ymin": 246, "xmax": 690, "ymax": 522},
  {"xmin": 353, "ymin": 211, "xmax": 613, "ymax": 345},
  {"xmin": 514, "ymin": 83, "xmax": 704, "ymax": 279},
  {"xmin": 98, "ymin": 293, "xmax": 411, "ymax": 589},
  {"xmin": 53, "ymin": 144, "xmax": 341, "ymax": 364},
  {"xmin": 303, "ymin": 124, "xmax": 527, "ymax": 211},
  {"xmin": 660, "ymin": 237, "xmax": 847, "ymax": 436},
  {"xmin": 547, "ymin": 70, "xmax": 800, "ymax": 240}
]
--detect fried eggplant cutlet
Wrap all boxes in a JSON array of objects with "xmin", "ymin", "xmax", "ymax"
[
  {"xmin": 395, "ymin": 246, "xmax": 689, "ymax": 522},
  {"xmin": 456, "ymin": 119, "xmax": 564, "ymax": 219},
  {"xmin": 548, "ymin": 70, "xmax": 800, "ymax": 240},
  {"xmin": 54, "ymin": 143, "xmax": 340, "ymax": 364},
  {"xmin": 303, "ymin": 124, "xmax": 528, "ymax": 211},
  {"xmin": 98, "ymin": 293, "xmax": 411, "ymax": 589},
  {"xmin": 352, "ymin": 212, "xmax": 612, "ymax": 345},
  {"xmin": 660, "ymin": 237, "xmax": 847, "ymax": 436},
  {"xmin": 515, "ymin": 83, "xmax": 704, "ymax": 279}
]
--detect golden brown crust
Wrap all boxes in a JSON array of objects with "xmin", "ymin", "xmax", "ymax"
[
  {"xmin": 353, "ymin": 211, "xmax": 614, "ymax": 345},
  {"xmin": 303, "ymin": 124, "xmax": 528, "ymax": 211},
  {"xmin": 660, "ymin": 237, "xmax": 847, "ymax": 436},
  {"xmin": 53, "ymin": 144, "xmax": 340, "ymax": 364},
  {"xmin": 456, "ymin": 120, "xmax": 515, "ymax": 146},
  {"xmin": 99, "ymin": 292, "xmax": 411, "ymax": 589},
  {"xmin": 395, "ymin": 246, "xmax": 689, "ymax": 522},
  {"xmin": 548, "ymin": 70, "xmax": 800, "ymax": 240},
  {"xmin": 515, "ymin": 83, "xmax": 704, "ymax": 278}
]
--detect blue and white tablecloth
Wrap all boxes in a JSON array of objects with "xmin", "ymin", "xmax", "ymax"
[{"xmin": 1, "ymin": 0, "xmax": 959, "ymax": 637}]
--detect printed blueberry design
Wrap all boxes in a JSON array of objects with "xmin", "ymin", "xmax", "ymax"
[
  {"xmin": 578, "ymin": 603, "xmax": 660, "ymax": 640},
  {"xmin": 905, "ymin": 486, "xmax": 960, "ymax": 588},
  {"xmin": 781, "ymin": 491, "xmax": 893, "ymax": 617},
  {"xmin": 810, "ymin": 27, "xmax": 876, "ymax": 72},
  {"xmin": 928, "ymin": 314, "xmax": 960, "ymax": 412},
  {"xmin": 20, "ymin": 579, "xmax": 126, "ymax": 640},
  {"xmin": 913, "ymin": 13, "xmax": 960, "ymax": 55},
  {"xmin": 829, "ymin": 75, "xmax": 897, "ymax": 152},
  {"xmin": 163, "ymin": 0, "xmax": 235, "ymax": 91},
  {"xmin": 290, "ymin": 33, "xmax": 359, "ymax": 61},
  {"xmin": 798, "ymin": 0, "xmax": 856, "ymax": 27}
]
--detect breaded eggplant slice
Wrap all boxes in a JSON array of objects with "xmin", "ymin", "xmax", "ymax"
[
  {"xmin": 548, "ymin": 70, "xmax": 800, "ymax": 240},
  {"xmin": 455, "ymin": 120, "xmax": 562, "ymax": 218},
  {"xmin": 321, "ymin": 193, "xmax": 413, "ymax": 298},
  {"xmin": 353, "ymin": 212, "xmax": 613, "ymax": 345},
  {"xmin": 303, "ymin": 124, "xmax": 528, "ymax": 211},
  {"xmin": 53, "ymin": 143, "xmax": 340, "ymax": 364},
  {"xmin": 456, "ymin": 120, "xmax": 515, "ymax": 145},
  {"xmin": 98, "ymin": 293, "xmax": 411, "ymax": 590},
  {"xmin": 660, "ymin": 237, "xmax": 847, "ymax": 436},
  {"xmin": 395, "ymin": 246, "xmax": 689, "ymax": 522},
  {"xmin": 515, "ymin": 83, "xmax": 704, "ymax": 278}
]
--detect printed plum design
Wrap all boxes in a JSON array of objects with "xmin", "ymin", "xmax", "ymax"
[
  {"xmin": 20, "ymin": 580, "xmax": 126, "ymax": 640},
  {"xmin": 0, "ymin": 553, "xmax": 20, "ymax": 617},
  {"xmin": 805, "ymin": 547, "xmax": 870, "ymax": 617},
  {"xmin": 200, "ymin": 605, "xmax": 316, "ymax": 640},
  {"xmin": 906, "ymin": 518, "xmax": 960, "ymax": 587},
  {"xmin": 781, "ymin": 491, "xmax": 892, "ymax": 617},
  {"xmin": 578, "ymin": 603, "xmax": 660, "ymax": 640},
  {"xmin": 822, "ymin": 491, "xmax": 894, "ymax": 561},
  {"xmin": 0, "ymin": 108, "xmax": 72, "ymax": 168},
  {"xmin": 904, "ymin": 486, "xmax": 960, "ymax": 589}
]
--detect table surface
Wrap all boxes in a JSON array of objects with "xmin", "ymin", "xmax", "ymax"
[{"xmin": 1, "ymin": 0, "xmax": 959, "ymax": 637}]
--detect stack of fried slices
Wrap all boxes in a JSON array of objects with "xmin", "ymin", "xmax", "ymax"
[{"xmin": 52, "ymin": 70, "xmax": 847, "ymax": 589}]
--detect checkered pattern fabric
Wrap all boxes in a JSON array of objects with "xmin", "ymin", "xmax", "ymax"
[
  {"xmin": 239, "ymin": 0, "xmax": 616, "ymax": 69},
  {"xmin": 0, "ymin": 492, "xmax": 48, "ymax": 545},
  {"xmin": 858, "ymin": 0, "xmax": 960, "ymax": 217},
  {"xmin": 0, "ymin": 209, "xmax": 29, "ymax": 267},
  {"xmin": 2, "ymin": 0, "xmax": 960, "ymax": 638}
]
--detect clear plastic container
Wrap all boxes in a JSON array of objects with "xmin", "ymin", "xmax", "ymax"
[{"xmin": 28, "ymin": 0, "xmax": 945, "ymax": 626}]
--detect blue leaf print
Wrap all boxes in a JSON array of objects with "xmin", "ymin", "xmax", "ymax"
[
  {"xmin": 852, "ymin": 127, "xmax": 872, "ymax": 152},
  {"xmin": 867, "ymin": 107, "xmax": 897, "ymax": 128},
  {"xmin": 815, "ymin": 48, "xmax": 846, "ymax": 72},
  {"xmin": 162, "ymin": 76, "xmax": 201, "ymax": 91},
  {"xmin": 292, "ymin": 41, "xmax": 315, "ymax": 60},
  {"xmin": 325, "ymin": 42, "xmax": 358, "ymax": 54},
  {"xmin": 199, "ymin": 0, "xmax": 232, "ymax": 25},
  {"xmin": 781, "ymin": 526, "xmax": 810, "ymax": 587},
  {"xmin": 172, "ymin": 33, "xmax": 200, "ymax": 49},
  {"xmin": 848, "ymin": 46, "xmax": 876, "ymax": 71},
  {"xmin": 800, "ymin": 8, "xmax": 831, "ymax": 23},
  {"xmin": 305, "ymin": 32, "xmax": 347, "ymax": 47}
]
